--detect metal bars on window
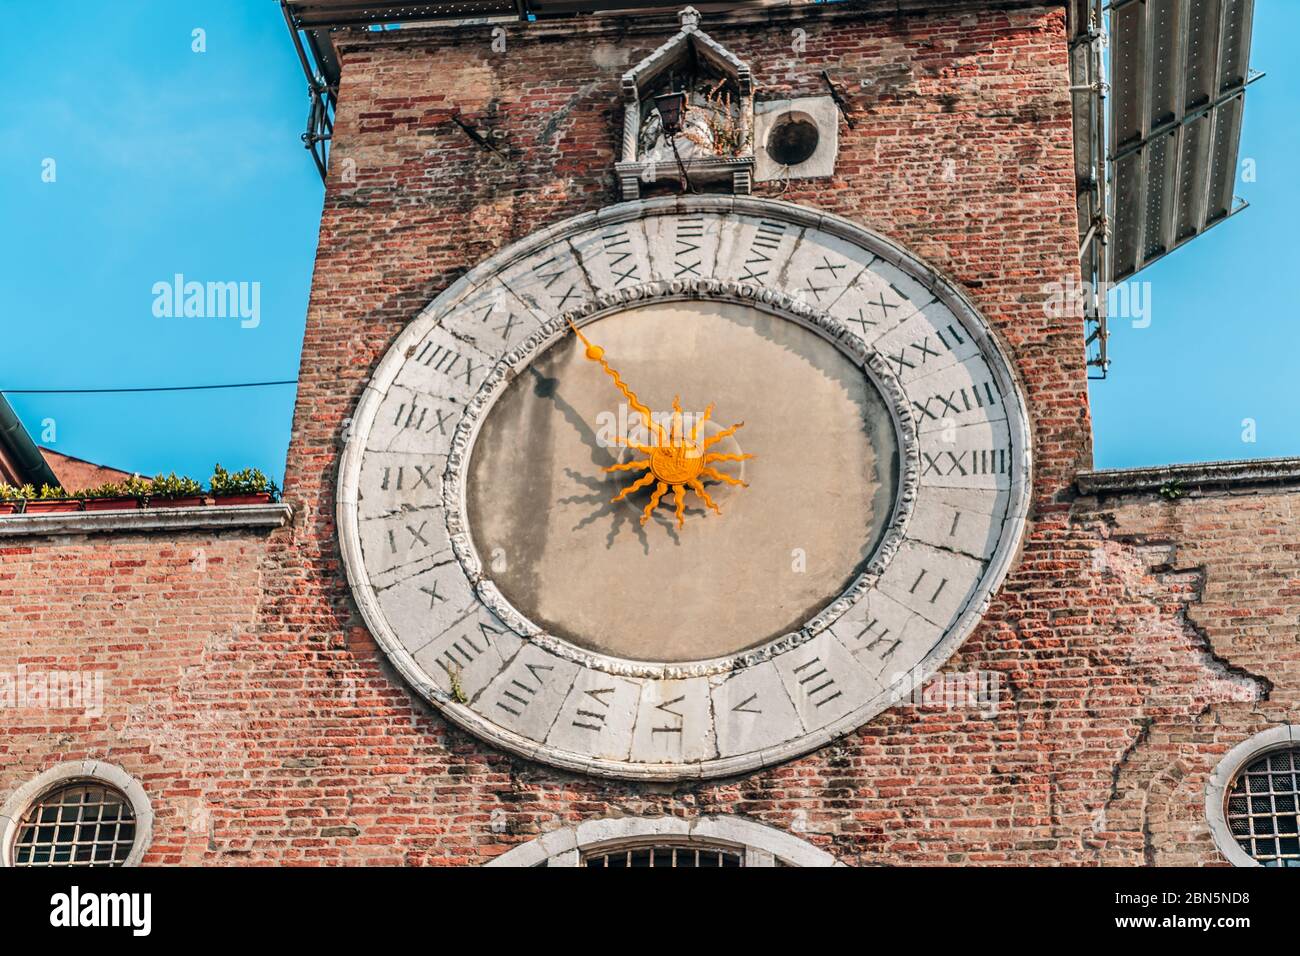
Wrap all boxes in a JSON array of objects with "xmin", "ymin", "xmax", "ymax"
[
  {"xmin": 583, "ymin": 842, "xmax": 745, "ymax": 867},
  {"xmin": 10, "ymin": 783, "xmax": 138, "ymax": 867},
  {"xmin": 1226, "ymin": 747, "xmax": 1300, "ymax": 867}
]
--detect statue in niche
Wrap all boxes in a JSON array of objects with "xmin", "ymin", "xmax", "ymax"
[{"xmin": 637, "ymin": 78, "xmax": 747, "ymax": 165}]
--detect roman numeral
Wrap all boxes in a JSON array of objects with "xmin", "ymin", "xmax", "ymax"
[
  {"xmin": 379, "ymin": 465, "xmax": 436, "ymax": 492},
  {"xmin": 731, "ymin": 693, "xmax": 762, "ymax": 715},
  {"xmin": 848, "ymin": 616, "xmax": 901, "ymax": 660},
  {"xmin": 393, "ymin": 402, "xmax": 426, "ymax": 430},
  {"xmin": 882, "ymin": 324, "xmax": 966, "ymax": 377},
  {"xmin": 390, "ymin": 401, "xmax": 454, "ymax": 438},
  {"xmin": 739, "ymin": 220, "xmax": 786, "ymax": 281},
  {"xmin": 476, "ymin": 303, "xmax": 520, "ymax": 340},
  {"xmin": 532, "ymin": 255, "xmax": 582, "ymax": 308},
  {"xmin": 386, "ymin": 519, "xmax": 433, "ymax": 553},
  {"xmin": 674, "ymin": 216, "xmax": 704, "ymax": 277},
  {"xmin": 571, "ymin": 686, "xmax": 616, "ymax": 732},
  {"xmin": 813, "ymin": 255, "xmax": 846, "ymax": 277},
  {"xmin": 532, "ymin": 255, "xmax": 564, "ymax": 288},
  {"xmin": 910, "ymin": 381, "xmax": 999, "ymax": 421},
  {"xmin": 421, "ymin": 582, "xmax": 445, "ymax": 607},
  {"xmin": 651, "ymin": 695, "xmax": 685, "ymax": 737},
  {"xmin": 792, "ymin": 656, "xmax": 842, "ymax": 708},
  {"xmin": 414, "ymin": 343, "xmax": 479, "ymax": 386},
  {"xmin": 552, "ymin": 284, "xmax": 581, "ymax": 309},
  {"xmin": 804, "ymin": 256, "xmax": 847, "ymax": 303},
  {"xmin": 909, "ymin": 569, "xmax": 949, "ymax": 605},
  {"xmin": 922, "ymin": 448, "xmax": 1008, "ymax": 477},
  {"xmin": 846, "ymin": 309, "xmax": 877, "ymax": 336},
  {"xmin": 496, "ymin": 661, "xmax": 554, "ymax": 717},
  {"xmin": 435, "ymin": 622, "xmax": 504, "ymax": 677},
  {"xmin": 603, "ymin": 230, "xmax": 640, "ymax": 286}
]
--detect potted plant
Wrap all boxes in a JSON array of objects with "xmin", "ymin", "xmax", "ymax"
[
  {"xmin": 121, "ymin": 474, "xmax": 154, "ymax": 507},
  {"xmin": 209, "ymin": 464, "xmax": 278, "ymax": 505},
  {"xmin": 145, "ymin": 472, "xmax": 205, "ymax": 509},
  {"xmin": 80, "ymin": 481, "xmax": 139, "ymax": 512},
  {"xmin": 0, "ymin": 483, "xmax": 29, "ymax": 514},
  {"xmin": 24, "ymin": 484, "xmax": 82, "ymax": 514}
]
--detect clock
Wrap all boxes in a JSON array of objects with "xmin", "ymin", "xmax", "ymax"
[{"xmin": 338, "ymin": 196, "xmax": 1030, "ymax": 780}]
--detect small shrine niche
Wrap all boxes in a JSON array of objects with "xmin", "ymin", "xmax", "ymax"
[{"xmin": 616, "ymin": 7, "xmax": 754, "ymax": 200}]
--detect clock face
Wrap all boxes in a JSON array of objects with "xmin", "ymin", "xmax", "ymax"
[
  {"xmin": 338, "ymin": 197, "xmax": 1031, "ymax": 780},
  {"xmin": 466, "ymin": 298, "xmax": 900, "ymax": 663}
]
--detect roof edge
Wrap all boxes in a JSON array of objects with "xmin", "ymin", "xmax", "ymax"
[{"xmin": 1076, "ymin": 456, "xmax": 1300, "ymax": 497}]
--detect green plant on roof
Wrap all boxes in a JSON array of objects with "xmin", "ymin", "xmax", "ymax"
[
  {"xmin": 122, "ymin": 475, "xmax": 154, "ymax": 500},
  {"xmin": 149, "ymin": 472, "xmax": 204, "ymax": 499},
  {"xmin": 79, "ymin": 481, "xmax": 129, "ymax": 499},
  {"xmin": 0, "ymin": 483, "xmax": 34, "ymax": 502},
  {"xmin": 209, "ymin": 464, "xmax": 279, "ymax": 500},
  {"xmin": 36, "ymin": 484, "xmax": 71, "ymax": 500}
]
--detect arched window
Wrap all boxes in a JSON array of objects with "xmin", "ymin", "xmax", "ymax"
[
  {"xmin": 1207, "ymin": 726, "xmax": 1300, "ymax": 867},
  {"xmin": 1, "ymin": 761, "xmax": 153, "ymax": 868},
  {"xmin": 486, "ymin": 816, "xmax": 842, "ymax": 868}
]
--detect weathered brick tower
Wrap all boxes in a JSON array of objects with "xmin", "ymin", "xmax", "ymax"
[{"xmin": 2, "ymin": 0, "xmax": 1293, "ymax": 869}]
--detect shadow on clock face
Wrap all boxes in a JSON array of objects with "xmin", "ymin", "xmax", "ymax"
[{"xmin": 466, "ymin": 300, "xmax": 899, "ymax": 664}]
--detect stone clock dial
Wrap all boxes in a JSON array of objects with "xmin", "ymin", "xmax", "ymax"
[{"xmin": 338, "ymin": 197, "xmax": 1031, "ymax": 780}]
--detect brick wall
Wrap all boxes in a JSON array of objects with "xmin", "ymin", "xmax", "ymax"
[
  {"xmin": 1, "ymin": 5, "xmax": 1292, "ymax": 865},
  {"xmin": 1067, "ymin": 488, "xmax": 1297, "ymax": 865}
]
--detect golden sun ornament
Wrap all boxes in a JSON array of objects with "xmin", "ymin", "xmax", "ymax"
[{"xmin": 568, "ymin": 320, "xmax": 753, "ymax": 529}]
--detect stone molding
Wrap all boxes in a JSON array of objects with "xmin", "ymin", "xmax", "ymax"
[
  {"xmin": 0, "ymin": 503, "xmax": 293, "ymax": 538},
  {"xmin": 1077, "ymin": 457, "xmax": 1300, "ymax": 497},
  {"xmin": 486, "ymin": 814, "xmax": 844, "ymax": 867}
]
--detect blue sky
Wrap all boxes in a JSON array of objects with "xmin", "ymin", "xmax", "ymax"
[
  {"xmin": 1091, "ymin": 0, "xmax": 1300, "ymax": 466},
  {"xmin": 0, "ymin": 1, "xmax": 320, "ymax": 486},
  {"xmin": 0, "ymin": 1, "xmax": 1295, "ymax": 487}
]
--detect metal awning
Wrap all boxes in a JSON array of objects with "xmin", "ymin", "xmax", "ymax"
[
  {"xmin": 1106, "ymin": 0, "xmax": 1260, "ymax": 283},
  {"xmin": 1069, "ymin": 0, "xmax": 1260, "ymax": 376}
]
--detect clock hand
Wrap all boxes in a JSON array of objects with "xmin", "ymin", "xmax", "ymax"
[
  {"xmin": 567, "ymin": 320, "xmax": 667, "ymax": 447},
  {"xmin": 567, "ymin": 320, "xmax": 752, "ymax": 528}
]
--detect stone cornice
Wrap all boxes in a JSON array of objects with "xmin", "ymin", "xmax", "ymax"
[
  {"xmin": 0, "ymin": 503, "xmax": 293, "ymax": 538},
  {"xmin": 1076, "ymin": 457, "xmax": 1300, "ymax": 497}
]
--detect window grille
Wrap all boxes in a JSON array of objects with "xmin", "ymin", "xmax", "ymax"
[
  {"xmin": 10, "ymin": 782, "xmax": 138, "ymax": 867},
  {"xmin": 1225, "ymin": 747, "xmax": 1300, "ymax": 867},
  {"xmin": 583, "ymin": 842, "xmax": 744, "ymax": 868}
]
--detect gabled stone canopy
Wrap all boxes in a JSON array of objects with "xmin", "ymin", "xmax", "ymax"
[{"xmin": 616, "ymin": 7, "xmax": 755, "ymax": 199}]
